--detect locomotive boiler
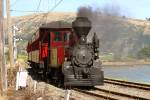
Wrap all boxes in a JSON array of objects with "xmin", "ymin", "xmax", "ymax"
[
  {"xmin": 27, "ymin": 17, "xmax": 103, "ymax": 87},
  {"xmin": 63, "ymin": 17, "xmax": 104, "ymax": 86}
]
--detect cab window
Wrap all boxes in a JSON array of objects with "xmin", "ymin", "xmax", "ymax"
[{"xmin": 54, "ymin": 32, "xmax": 62, "ymax": 42}]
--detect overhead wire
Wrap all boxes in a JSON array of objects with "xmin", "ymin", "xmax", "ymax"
[
  {"xmin": 21, "ymin": 0, "xmax": 52, "ymax": 37},
  {"xmin": 21, "ymin": 0, "xmax": 43, "ymax": 36},
  {"xmin": 36, "ymin": 0, "xmax": 42, "ymax": 12},
  {"xmin": 11, "ymin": 0, "xmax": 63, "ymax": 26},
  {"xmin": 27, "ymin": 0, "xmax": 42, "ymax": 24},
  {"xmin": 10, "ymin": 0, "xmax": 19, "ymax": 7},
  {"xmin": 43, "ymin": 0, "xmax": 63, "ymax": 24},
  {"xmin": 34, "ymin": 0, "xmax": 63, "ymax": 31},
  {"xmin": 9, "ymin": 0, "xmax": 43, "ymax": 41},
  {"xmin": 27, "ymin": 0, "xmax": 42, "ymax": 20},
  {"xmin": 11, "ymin": 0, "xmax": 64, "ymax": 38},
  {"xmin": 10, "ymin": 10, "xmax": 46, "ymax": 13},
  {"xmin": 32, "ymin": 0, "xmax": 64, "ymax": 44}
]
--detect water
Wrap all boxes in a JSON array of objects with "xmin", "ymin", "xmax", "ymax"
[{"xmin": 103, "ymin": 65, "xmax": 150, "ymax": 84}]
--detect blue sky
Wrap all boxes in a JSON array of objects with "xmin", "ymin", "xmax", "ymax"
[{"xmin": 5, "ymin": 0, "xmax": 150, "ymax": 20}]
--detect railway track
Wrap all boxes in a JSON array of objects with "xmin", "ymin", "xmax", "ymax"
[
  {"xmin": 74, "ymin": 87, "xmax": 150, "ymax": 100},
  {"xmin": 94, "ymin": 87, "xmax": 150, "ymax": 100},
  {"xmin": 73, "ymin": 88, "xmax": 117, "ymax": 100},
  {"xmin": 104, "ymin": 78, "xmax": 150, "ymax": 90}
]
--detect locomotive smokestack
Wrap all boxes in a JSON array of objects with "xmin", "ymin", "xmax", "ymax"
[{"xmin": 72, "ymin": 17, "xmax": 91, "ymax": 38}]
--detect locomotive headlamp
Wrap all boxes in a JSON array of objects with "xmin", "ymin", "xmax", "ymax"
[
  {"xmin": 80, "ymin": 35, "xmax": 87, "ymax": 44},
  {"xmin": 65, "ymin": 65, "xmax": 70, "ymax": 69}
]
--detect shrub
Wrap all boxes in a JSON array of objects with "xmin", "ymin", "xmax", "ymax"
[{"xmin": 138, "ymin": 47, "xmax": 150, "ymax": 59}]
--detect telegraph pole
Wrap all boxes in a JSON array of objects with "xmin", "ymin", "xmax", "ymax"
[
  {"xmin": 13, "ymin": 26, "xmax": 18, "ymax": 63},
  {"xmin": 0, "ymin": 0, "xmax": 7, "ymax": 93},
  {"xmin": 6, "ymin": 0, "xmax": 14, "ymax": 68}
]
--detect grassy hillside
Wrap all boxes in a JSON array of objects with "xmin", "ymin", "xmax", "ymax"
[{"xmin": 5, "ymin": 12, "xmax": 150, "ymax": 60}]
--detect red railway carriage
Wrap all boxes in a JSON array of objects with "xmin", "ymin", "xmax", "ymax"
[{"xmin": 27, "ymin": 21, "xmax": 77, "ymax": 81}]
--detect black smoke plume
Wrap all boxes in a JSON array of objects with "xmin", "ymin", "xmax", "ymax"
[{"xmin": 77, "ymin": 5, "xmax": 127, "ymax": 59}]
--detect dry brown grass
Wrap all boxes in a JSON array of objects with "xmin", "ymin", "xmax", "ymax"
[
  {"xmin": 5, "ymin": 60, "xmax": 54, "ymax": 100},
  {"xmin": 7, "ymin": 68, "xmax": 18, "ymax": 88},
  {"xmin": 0, "ymin": 95, "xmax": 7, "ymax": 100},
  {"xmin": 7, "ymin": 86, "xmax": 54, "ymax": 100}
]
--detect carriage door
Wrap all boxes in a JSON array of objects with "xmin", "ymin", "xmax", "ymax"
[{"xmin": 51, "ymin": 31, "xmax": 64, "ymax": 67}]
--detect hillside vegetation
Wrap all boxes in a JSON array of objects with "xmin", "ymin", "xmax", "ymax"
[{"xmin": 5, "ymin": 12, "xmax": 150, "ymax": 60}]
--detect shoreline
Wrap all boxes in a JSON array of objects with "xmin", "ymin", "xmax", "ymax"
[{"xmin": 102, "ymin": 60, "xmax": 150, "ymax": 66}]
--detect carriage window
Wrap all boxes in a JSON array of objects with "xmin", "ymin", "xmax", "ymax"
[
  {"xmin": 64, "ymin": 33, "xmax": 67, "ymax": 41},
  {"xmin": 54, "ymin": 32, "xmax": 62, "ymax": 41},
  {"xmin": 64, "ymin": 32, "xmax": 70, "ymax": 41}
]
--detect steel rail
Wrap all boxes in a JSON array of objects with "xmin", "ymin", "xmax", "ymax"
[
  {"xmin": 94, "ymin": 87, "xmax": 150, "ymax": 100},
  {"xmin": 73, "ymin": 88, "xmax": 118, "ymax": 100},
  {"xmin": 104, "ymin": 78, "xmax": 150, "ymax": 90}
]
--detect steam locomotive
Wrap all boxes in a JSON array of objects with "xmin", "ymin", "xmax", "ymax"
[{"xmin": 27, "ymin": 17, "xmax": 104, "ymax": 86}]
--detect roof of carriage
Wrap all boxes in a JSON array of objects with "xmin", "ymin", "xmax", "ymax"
[{"xmin": 40, "ymin": 21, "xmax": 72, "ymax": 29}]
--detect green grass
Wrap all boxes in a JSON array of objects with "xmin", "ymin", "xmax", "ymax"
[
  {"xmin": 100, "ymin": 53, "xmax": 114, "ymax": 61},
  {"xmin": 17, "ymin": 54, "xmax": 28, "ymax": 60}
]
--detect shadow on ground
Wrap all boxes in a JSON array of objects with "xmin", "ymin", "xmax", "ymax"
[{"xmin": 26, "ymin": 67, "xmax": 95, "ymax": 90}]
